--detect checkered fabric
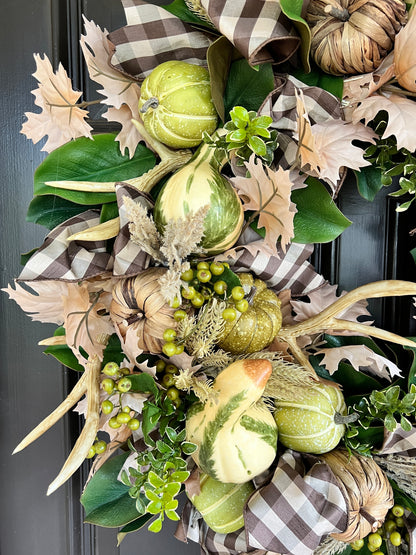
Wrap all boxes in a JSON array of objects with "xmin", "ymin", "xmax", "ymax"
[
  {"xmin": 18, "ymin": 210, "xmax": 113, "ymax": 282},
  {"xmin": 112, "ymin": 183, "xmax": 152, "ymax": 276},
  {"xmin": 378, "ymin": 426, "xmax": 416, "ymax": 457},
  {"xmin": 176, "ymin": 451, "xmax": 348, "ymax": 555},
  {"xmin": 108, "ymin": 0, "xmax": 212, "ymax": 80}
]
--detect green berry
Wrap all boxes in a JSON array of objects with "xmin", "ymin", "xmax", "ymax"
[
  {"xmin": 170, "ymin": 296, "xmax": 181, "ymax": 308},
  {"xmin": 166, "ymin": 386, "xmax": 180, "ymax": 401},
  {"xmin": 191, "ymin": 292, "xmax": 205, "ymax": 307},
  {"xmin": 213, "ymin": 280, "xmax": 227, "ymax": 295},
  {"xmin": 162, "ymin": 373, "xmax": 176, "ymax": 388},
  {"xmin": 395, "ymin": 516, "xmax": 405, "ymax": 527},
  {"xmin": 117, "ymin": 377, "xmax": 132, "ymax": 392},
  {"xmin": 119, "ymin": 367, "xmax": 131, "ymax": 376},
  {"xmin": 231, "ymin": 286, "xmax": 245, "ymax": 301},
  {"xmin": 156, "ymin": 360, "xmax": 166, "ymax": 373},
  {"xmin": 101, "ymin": 400, "xmax": 114, "ymax": 414},
  {"xmin": 392, "ymin": 505, "xmax": 404, "ymax": 517},
  {"xmin": 175, "ymin": 343, "xmax": 184, "ymax": 355},
  {"xmin": 235, "ymin": 298, "xmax": 249, "ymax": 313},
  {"xmin": 174, "ymin": 309, "xmax": 187, "ymax": 321},
  {"xmin": 222, "ymin": 307, "xmax": 237, "ymax": 321},
  {"xmin": 163, "ymin": 328, "xmax": 177, "ymax": 342},
  {"xmin": 385, "ymin": 520, "xmax": 396, "ymax": 533},
  {"xmin": 196, "ymin": 261, "xmax": 210, "ymax": 270},
  {"xmin": 372, "ymin": 552, "xmax": 383, "ymax": 555},
  {"xmin": 389, "ymin": 531, "xmax": 401, "ymax": 546},
  {"xmin": 94, "ymin": 440, "xmax": 107, "ymax": 454},
  {"xmin": 102, "ymin": 361, "xmax": 120, "ymax": 376},
  {"xmin": 121, "ymin": 405, "xmax": 131, "ymax": 413},
  {"xmin": 86, "ymin": 446, "xmax": 96, "ymax": 459},
  {"xmin": 350, "ymin": 539, "xmax": 364, "ymax": 551},
  {"xmin": 210, "ymin": 262, "xmax": 225, "ymax": 275},
  {"xmin": 108, "ymin": 417, "xmax": 121, "ymax": 429},
  {"xmin": 196, "ymin": 269, "xmax": 211, "ymax": 283},
  {"xmin": 102, "ymin": 378, "xmax": 115, "ymax": 394},
  {"xmin": 127, "ymin": 418, "xmax": 140, "ymax": 431},
  {"xmin": 181, "ymin": 269, "xmax": 194, "ymax": 281},
  {"xmin": 116, "ymin": 412, "xmax": 131, "ymax": 424},
  {"xmin": 162, "ymin": 341, "xmax": 178, "ymax": 357},
  {"xmin": 165, "ymin": 364, "xmax": 179, "ymax": 374},
  {"xmin": 182, "ymin": 286, "xmax": 196, "ymax": 300},
  {"xmin": 368, "ymin": 533, "xmax": 382, "ymax": 548}
]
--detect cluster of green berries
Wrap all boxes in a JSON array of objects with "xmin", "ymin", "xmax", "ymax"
[
  {"xmin": 86, "ymin": 438, "xmax": 108, "ymax": 459},
  {"xmin": 350, "ymin": 505, "xmax": 408, "ymax": 553},
  {"xmin": 161, "ymin": 261, "xmax": 248, "ymax": 357},
  {"xmin": 100, "ymin": 361, "xmax": 140, "ymax": 432},
  {"xmin": 155, "ymin": 360, "xmax": 182, "ymax": 407}
]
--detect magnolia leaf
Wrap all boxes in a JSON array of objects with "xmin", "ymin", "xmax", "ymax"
[
  {"xmin": 207, "ymin": 36, "xmax": 235, "ymax": 121},
  {"xmin": 291, "ymin": 178, "xmax": 351, "ymax": 244},
  {"xmin": 42, "ymin": 327, "xmax": 84, "ymax": 372},
  {"xmin": 293, "ymin": 67, "xmax": 344, "ymax": 99},
  {"xmin": 21, "ymin": 54, "xmax": 93, "ymax": 152},
  {"xmin": 34, "ymin": 134, "xmax": 155, "ymax": 205},
  {"xmin": 317, "ymin": 344, "xmax": 402, "ymax": 380},
  {"xmin": 81, "ymin": 452, "xmax": 141, "ymax": 527},
  {"xmin": 279, "ymin": 0, "xmax": 311, "ymax": 72},
  {"xmin": 352, "ymin": 93, "xmax": 416, "ymax": 152},
  {"xmin": 231, "ymin": 156, "xmax": 296, "ymax": 254},
  {"xmin": 224, "ymin": 59, "xmax": 275, "ymax": 116},
  {"xmin": 27, "ymin": 195, "xmax": 101, "ymax": 229}
]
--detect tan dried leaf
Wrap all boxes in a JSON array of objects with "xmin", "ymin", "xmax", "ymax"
[
  {"xmin": 21, "ymin": 54, "xmax": 93, "ymax": 152},
  {"xmin": 231, "ymin": 156, "xmax": 296, "ymax": 254},
  {"xmin": 2, "ymin": 280, "xmax": 70, "ymax": 324},
  {"xmin": 295, "ymin": 88, "xmax": 321, "ymax": 174},
  {"xmin": 104, "ymin": 105, "xmax": 142, "ymax": 157},
  {"xmin": 394, "ymin": 7, "xmax": 416, "ymax": 92},
  {"xmin": 317, "ymin": 345, "xmax": 402, "ymax": 380},
  {"xmin": 352, "ymin": 93, "xmax": 416, "ymax": 152}
]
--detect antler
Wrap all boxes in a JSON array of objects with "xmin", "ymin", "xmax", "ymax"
[
  {"xmin": 13, "ymin": 334, "xmax": 109, "ymax": 495},
  {"xmin": 277, "ymin": 280, "xmax": 416, "ymax": 374}
]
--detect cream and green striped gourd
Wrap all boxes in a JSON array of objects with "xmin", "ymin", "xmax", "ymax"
[
  {"xmin": 273, "ymin": 382, "xmax": 347, "ymax": 454},
  {"xmin": 153, "ymin": 139, "xmax": 244, "ymax": 254},
  {"xmin": 138, "ymin": 60, "xmax": 218, "ymax": 148},
  {"xmin": 189, "ymin": 473, "xmax": 254, "ymax": 534},
  {"xmin": 186, "ymin": 359, "xmax": 278, "ymax": 483}
]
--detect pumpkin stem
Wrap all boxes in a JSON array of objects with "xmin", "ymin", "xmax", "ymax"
[
  {"xmin": 139, "ymin": 97, "xmax": 160, "ymax": 113},
  {"xmin": 324, "ymin": 4, "xmax": 350, "ymax": 21},
  {"xmin": 246, "ymin": 286, "xmax": 257, "ymax": 305},
  {"xmin": 334, "ymin": 412, "xmax": 359, "ymax": 425}
]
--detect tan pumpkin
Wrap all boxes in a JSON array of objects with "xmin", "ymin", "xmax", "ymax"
[
  {"xmin": 217, "ymin": 273, "xmax": 282, "ymax": 354},
  {"xmin": 110, "ymin": 267, "xmax": 177, "ymax": 353},
  {"xmin": 306, "ymin": 0, "xmax": 407, "ymax": 76}
]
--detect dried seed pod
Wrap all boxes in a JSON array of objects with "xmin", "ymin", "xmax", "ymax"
[
  {"xmin": 319, "ymin": 449, "xmax": 393, "ymax": 542},
  {"xmin": 306, "ymin": 0, "xmax": 407, "ymax": 75},
  {"xmin": 110, "ymin": 267, "xmax": 177, "ymax": 353}
]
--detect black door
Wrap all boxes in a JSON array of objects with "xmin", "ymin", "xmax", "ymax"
[{"xmin": 0, "ymin": 1, "xmax": 415, "ymax": 554}]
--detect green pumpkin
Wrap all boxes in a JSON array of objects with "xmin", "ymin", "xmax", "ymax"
[
  {"xmin": 138, "ymin": 60, "xmax": 218, "ymax": 148},
  {"xmin": 153, "ymin": 141, "xmax": 244, "ymax": 255},
  {"xmin": 273, "ymin": 382, "xmax": 347, "ymax": 454},
  {"xmin": 218, "ymin": 273, "xmax": 282, "ymax": 354},
  {"xmin": 190, "ymin": 473, "xmax": 254, "ymax": 534}
]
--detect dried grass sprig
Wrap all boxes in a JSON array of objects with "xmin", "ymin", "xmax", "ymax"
[
  {"xmin": 313, "ymin": 537, "xmax": 348, "ymax": 555},
  {"xmin": 374, "ymin": 454, "xmax": 416, "ymax": 501},
  {"xmin": 174, "ymin": 368, "xmax": 216, "ymax": 404},
  {"xmin": 124, "ymin": 196, "xmax": 163, "ymax": 262}
]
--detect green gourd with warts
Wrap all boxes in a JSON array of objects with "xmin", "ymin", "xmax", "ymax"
[
  {"xmin": 138, "ymin": 60, "xmax": 218, "ymax": 148},
  {"xmin": 186, "ymin": 359, "xmax": 278, "ymax": 484},
  {"xmin": 153, "ymin": 140, "xmax": 244, "ymax": 255},
  {"xmin": 218, "ymin": 273, "xmax": 283, "ymax": 354},
  {"xmin": 273, "ymin": 382, "xmax": 347, "ymax": 454}
]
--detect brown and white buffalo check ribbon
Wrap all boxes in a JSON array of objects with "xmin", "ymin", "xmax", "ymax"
[{"xmin": 176, "ymin": 450, "xmax": 348, "ymax": 555}]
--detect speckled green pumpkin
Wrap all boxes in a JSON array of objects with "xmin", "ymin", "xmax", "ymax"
[
  {"xmin": 217, "ymin": 273, "xmax": 282, "ymax": 354},
  {"xmin": 190, "ymin": 473, "xmax": 254, "ymax": 533},
  {"xmin": 138, "ymin": 60, "xmax": 218, "ymax": 148},
  {"xmin": 273, "ymin": 382, "xmax": 347, "ymax": 454}
]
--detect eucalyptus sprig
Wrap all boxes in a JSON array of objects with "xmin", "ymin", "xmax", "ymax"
[
  {"xmin": 345, "ymin": 384, "xmax": 416, "ymax": 456},
  {"xmin": 364, "ymin": 119, "xmax": 416, "ymax": 211},
  {"xmin": 120, "ymin": 389, "xmax": 197, "ymax": 532},
  {"xmin": 204, "ymin": 105, "xmax": 279, "ymax": 165}
]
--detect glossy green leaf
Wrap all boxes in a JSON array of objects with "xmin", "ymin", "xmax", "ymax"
[
  {"xmin": 43, "ymin": 327, "xmax": 84, "ymax": 372},
  {"xmin": 279, "ymin": 0, "xmax": 311, "ymax": 72},
  {"xmin": 410, "ymin": 247, "xmax": 416, "ymax": 264},
  {"xmin": 354, "ymin": 166, "xmax": 384, "ymax": 201},
  {"xmin": 292, "ymin": 178, "xmax": 352, "ymax": 243},
  {"xmin": 129, "ymin": 373, "xmax": 159, "ymax": 397},
  {"xmin": 117, "ymin": 513, "xmax": 153, "ymax": 539},
  {"xmin": 34, "ymin": 134, "xmax": 155, "ymax": 205},
  {"xmin": 224, "ymin": 59, "xmax": 275, "ymax": 117},
  {"xmin": 332, "ymin": 362, "xmax": 384, "ymax": 396},
  {"xmin": 207, "ymin": 36, "xmax": 235, "ymax": 121},
  {"xmin": 292, "ymin": 67, "xmax": 344, "ymax": 99},
  {"xmin": 27, "ymin": 195, "xmax": 101, "ymax": 230},
  {"xmin": 81, "ymin": 452, "xmax": 142, "ymax": 527},
  {"xmin": 404, "ymin": 337, "xmax": 416, "ymax": 390},
  {"xmin": 100, "ymin": 202, "xmax": 119, "ymax": 224}
]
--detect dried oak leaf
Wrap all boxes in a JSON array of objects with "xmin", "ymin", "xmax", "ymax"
[
  {"xmin": 21, "ymin": 54, "xmax": 93, "ymax": 152},
  {"xmin": 352, "ymin": 93, "xmax": 416, "ymax": 152},
  {"xmin": 317, "ymin": 344, "xmax": 402, "ymax": 381},
  {"xmin": 2, "ymin": 280, "xmax": 69, "ymax": 324},
  {"xmin": 63, "ymin": 282, "xmax": 114, "ymax": 362},
  {"xmin": 80, "ymin": 17, "xmax": 143, "ymax": 157},
  {"xmin": 231, "ymin": 155, "xmax": 297, "ymax": 254}
]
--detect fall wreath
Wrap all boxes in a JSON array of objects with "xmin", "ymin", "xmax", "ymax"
[{"xmin": 4, "ymin": 0, "xmax": 416, "ymax": 554}]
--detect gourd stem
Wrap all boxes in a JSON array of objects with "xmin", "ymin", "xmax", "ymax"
[
  {"xmin": 139, "ymin": 97, "xmax": 159, "ymax": 113},
  {"xmin": 334, "ymin": 412, "xmax": 359, "ymax": 425},
  {"xmin": 324, "ymin": 4, "xmax": 350, "ymax": 21}
]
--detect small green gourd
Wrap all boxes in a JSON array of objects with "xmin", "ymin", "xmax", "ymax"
[
  {"xmin": 153, "ymin": 140, "xmax": 244, "ymax": 255},
  {"xmin": 190, "ymin": 473, "xmax": 254, "ymax": 534},
  {"xmin": 273, "ymin": 382, "xmax": 347, "ymax": 454}
]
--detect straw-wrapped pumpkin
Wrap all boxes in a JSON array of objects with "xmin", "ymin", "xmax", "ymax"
[{"xmin": 306, "ymin": 0, "xmax": 407, "ymax": 75}]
